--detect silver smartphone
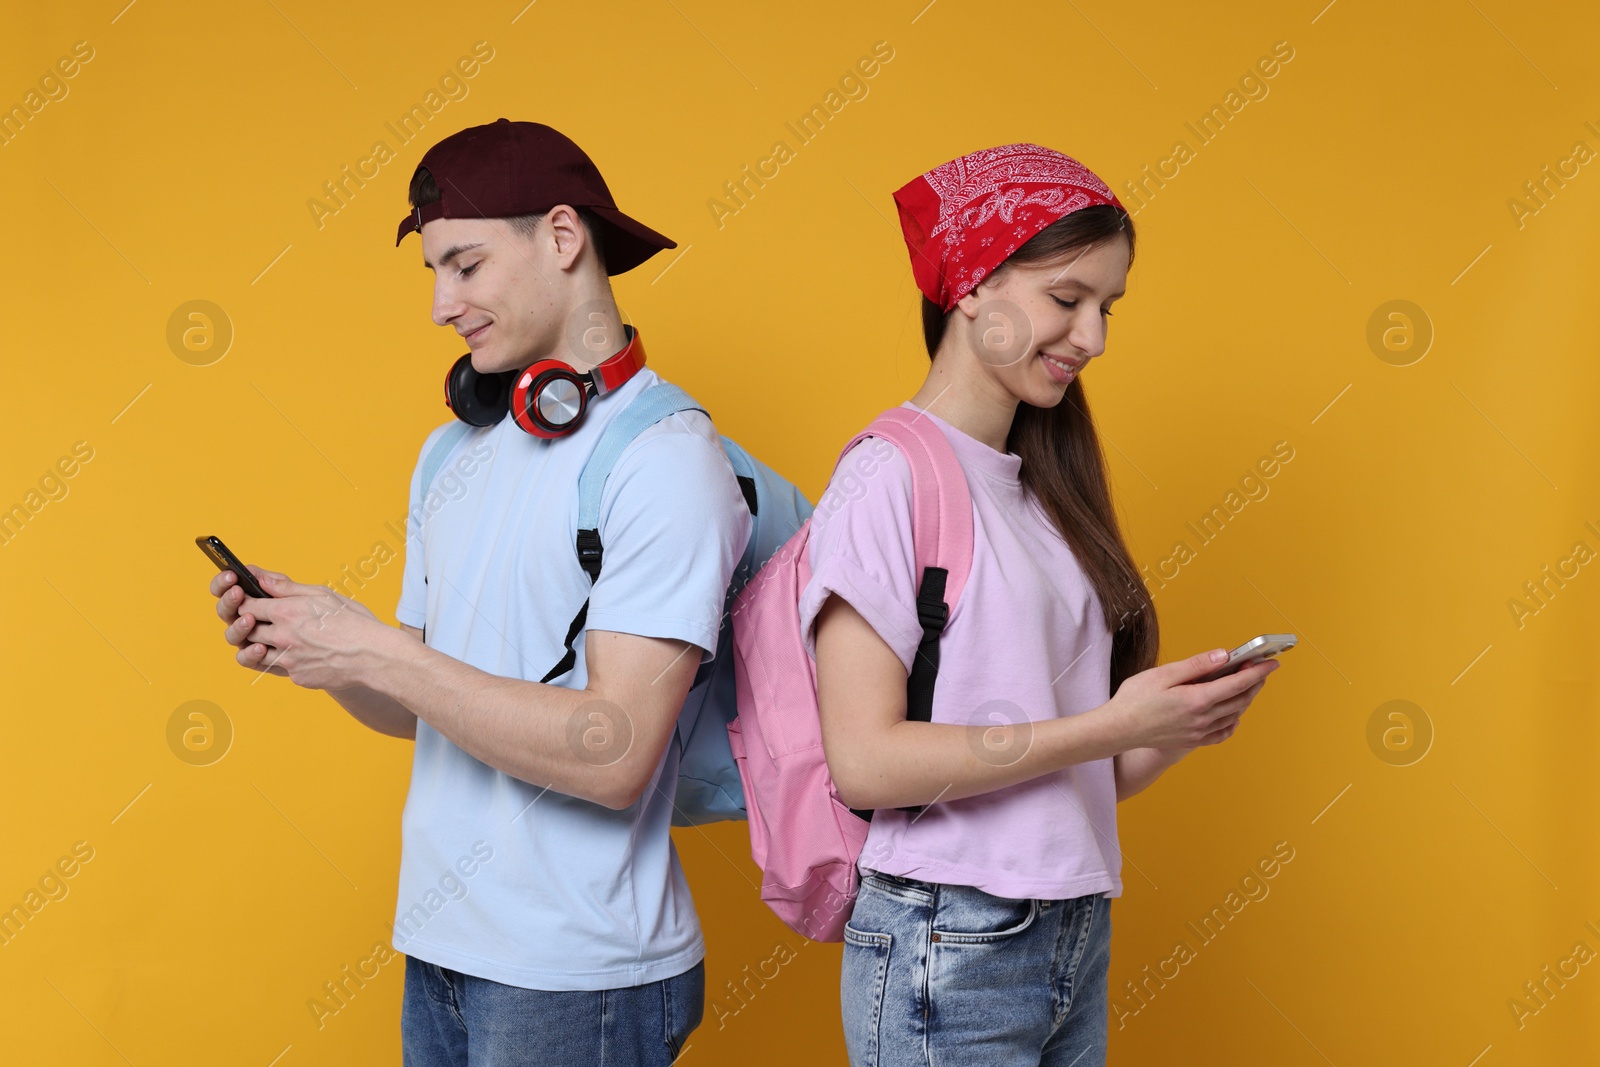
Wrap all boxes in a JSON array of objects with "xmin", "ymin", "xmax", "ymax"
[{"xmin": 1193, "ymin": 633, "xmax": 1297, "ymax": 684}]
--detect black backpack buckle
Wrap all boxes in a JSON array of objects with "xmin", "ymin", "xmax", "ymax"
[{"xmin": 575, "ymin": 528, "xmax": 604, "ymax": 582}]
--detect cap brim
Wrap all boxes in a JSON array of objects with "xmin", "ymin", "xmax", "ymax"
[{"xmin": 586, "ymin": 205, "xmax": 676, "ymax": 275}]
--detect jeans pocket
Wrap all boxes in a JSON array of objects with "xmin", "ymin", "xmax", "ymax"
[
  {"xmin": 841, "ymin": 925, "xmax": 892, "ymax": 1067},
  {"xmin": 661, "ymin": 960, "xmax": 705, "ymax": 1060},
  {"xmin": 861, "ymin": 869, "xmax": 934, "ymax": 905},
  {"xmin": 930, "ymin": 888, "xmax": 1040, "ymax": 944}
]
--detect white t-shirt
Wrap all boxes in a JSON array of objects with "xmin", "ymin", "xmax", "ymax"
[{"xmin": 393, "ymin": 365, "xmax": 751, "ymax": 990}]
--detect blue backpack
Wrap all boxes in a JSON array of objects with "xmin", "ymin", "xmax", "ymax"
[{"xmin": 418, "ymin": 381, "xmax": 813, "ymax": 826}]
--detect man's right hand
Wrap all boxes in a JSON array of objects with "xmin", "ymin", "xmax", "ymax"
[{"xmin": 210, "ymin": 563, "xmax": 289, "ymax": 677}]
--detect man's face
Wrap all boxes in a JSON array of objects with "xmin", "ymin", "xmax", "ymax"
[{"xmin": 422, "ymin": 216, "xmax": 561, "ymax": 375}]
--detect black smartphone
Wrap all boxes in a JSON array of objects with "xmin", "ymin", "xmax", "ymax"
[
  {"xmin": 195, "ymin": 535, "xmax": 272, "ymax": 599},
  {"xmin": 1193, "ymin": 633, "xmax": 1296, "ymax": 684}
]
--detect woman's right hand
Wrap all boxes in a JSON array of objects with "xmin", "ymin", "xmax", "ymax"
[{"xmin": 1105, "ymin": 649, "xmax": 1280, "ymax": 751}]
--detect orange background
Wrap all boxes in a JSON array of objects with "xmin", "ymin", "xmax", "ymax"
[{"xmin": 3, "ymin": 1, "xmax": 1597, "ymax": 1063}]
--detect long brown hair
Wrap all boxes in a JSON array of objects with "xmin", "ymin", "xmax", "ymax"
[{"xmin": 920, "ymin": 205, "xmax": 1157, "ymax": 694}]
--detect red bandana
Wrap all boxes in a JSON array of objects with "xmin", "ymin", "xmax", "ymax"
[{"xmin": 892, "ymin": 143, "xmax": 1124, "ymax": 312}]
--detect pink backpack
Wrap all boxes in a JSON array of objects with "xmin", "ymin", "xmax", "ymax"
[{"xmin": 727, "ymin": 407, "xmax": 973, "ymax": 941}]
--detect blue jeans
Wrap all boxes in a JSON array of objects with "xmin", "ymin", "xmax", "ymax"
[
  {"xmin": 841, "ymin": 869, "xmax": 1112, "ymax": 1067},
  {"xmin": 401, "ymin": 954, "xmax": 704, "ymax": 1066}
]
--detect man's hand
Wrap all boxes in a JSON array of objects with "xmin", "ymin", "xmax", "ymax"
[
  {"xmin": 212, "ymin": 563, "xmax": 291, "ymax": 677},
  {"xmin": 212, "ymin": 565, "xmax": 386, "ymax": 690}
]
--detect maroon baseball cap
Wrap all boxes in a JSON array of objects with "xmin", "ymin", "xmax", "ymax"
[{"xmin": 394, "ymin": 118, "xmax": 675, "ymax": 274}]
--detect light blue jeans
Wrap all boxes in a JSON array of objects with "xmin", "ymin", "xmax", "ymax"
[
  {"xmin": 841, "ymin": 869, "xmax": 1112, "ymax": 1067},
  {"xmin": 401, "ymin": 954, "xmax": 703, "ymax": 1066}
]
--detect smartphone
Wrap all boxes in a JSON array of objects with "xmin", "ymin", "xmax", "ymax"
[
  {"xmin": 195, "ymin": 535, "xmax": 272, "ymax": 599},
  {"xmin": 1193, "ymin": 633, "xmax": 1296, "ymax": 684}
]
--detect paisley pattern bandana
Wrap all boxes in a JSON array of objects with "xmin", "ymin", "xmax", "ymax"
[{"xmin": 892, "ymin": 143, "xmax": 1124, "ymax": 312}]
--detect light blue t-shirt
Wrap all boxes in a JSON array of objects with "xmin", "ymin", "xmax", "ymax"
[{"xmin": 392, "ymin": 365, "xmax": 750, "ymax": 991}]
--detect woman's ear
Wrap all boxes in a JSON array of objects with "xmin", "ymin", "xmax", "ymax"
[{"xmin": 952, "ymin": 276, "xmax": 1000, "ymax": 322}]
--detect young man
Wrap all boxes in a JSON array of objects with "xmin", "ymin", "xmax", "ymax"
[{"xmin": 208, "ymin": 119, "xmax": 750, "ymax": 1065}]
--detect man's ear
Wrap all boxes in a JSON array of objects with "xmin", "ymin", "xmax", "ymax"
[{"xmin": 544, "ymin": 204, "xmax": 589, "ymax": 270}]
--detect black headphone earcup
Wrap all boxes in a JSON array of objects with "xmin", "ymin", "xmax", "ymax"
[{"xmin": 444, "ymin": 353, "xmax": 514, "ymax": 427}]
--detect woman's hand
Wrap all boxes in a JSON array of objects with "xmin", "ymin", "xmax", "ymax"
[{"xmin": 1107, "ymin": 648, "xmax": 1280, "ymax": 752}]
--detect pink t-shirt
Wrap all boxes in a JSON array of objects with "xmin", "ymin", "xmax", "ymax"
[{"xmin": 798, "ymin": 402, "xmax": 1122, "ymax": 901}]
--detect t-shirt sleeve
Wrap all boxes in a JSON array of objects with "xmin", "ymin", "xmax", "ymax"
[
  {"xmin": 796, "ymin": 435, "xmax": 924, "ymax": 675},
  {"xmin": 395, "ymin": 423, "xmax": 453, "ymax": 631},
  {"xmin": 584, "ymin": 413, "xmax": 753, "ymax": 662}
]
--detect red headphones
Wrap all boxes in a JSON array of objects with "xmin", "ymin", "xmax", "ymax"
[{"xmin": 444, "ymin": 325, "xmax": 647, "ymax": 438}]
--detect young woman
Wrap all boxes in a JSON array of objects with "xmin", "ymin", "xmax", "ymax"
[{"xmin": 800, "ymin": 144, "xmax": 1281, "ymax": 1066}]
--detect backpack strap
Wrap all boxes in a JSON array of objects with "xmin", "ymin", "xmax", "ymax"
[
  {"xmin": 413, "ymin": 423, "xmax": 476, "ymax": 637},
  {"xmin": 830, "ymin": 406, "xmax": 973, "ymax": 819},
  {"xmin": 416, "ymin": 422, "xmax": 474, "ymax": 516},
  {"xmin": 718, "ymin": 436, "xmax": 761, "ymax": 518},
  {"xmin": 541, "ymin": 382, "xmax": 707, "ymax": 684}
]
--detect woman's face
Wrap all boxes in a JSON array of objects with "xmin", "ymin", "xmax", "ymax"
[{"xmin": 952, "ymin": 234, "xmax": 1130, "ymax": 409}]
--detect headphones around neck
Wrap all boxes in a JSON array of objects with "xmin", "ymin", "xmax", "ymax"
[{"xmin": 443, "ymin": 324, "xmax": 647, "ymax": 439}]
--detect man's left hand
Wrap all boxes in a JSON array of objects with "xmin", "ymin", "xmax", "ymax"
[{"xmin": 235, "ymin": 572, "xmax": 386, "ymax": 691}]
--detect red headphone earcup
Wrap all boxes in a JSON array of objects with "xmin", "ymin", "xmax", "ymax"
[{"xmin": 511, "ymin": 360, "xmax": 588, "ymax": 439}]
